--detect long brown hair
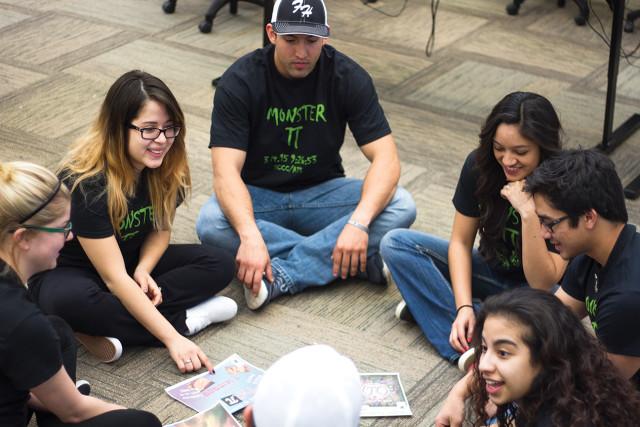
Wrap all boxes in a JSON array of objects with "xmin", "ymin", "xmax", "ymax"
[
  {"xmin": 469, "ymin": 288, "xmax": 640, "ymax": 426},
  {"xmin": 59, "ymin": 70, "xmax": 190, "ymax": 234},
  {"xmin": 475, "ymin": 92, "xmax": 562, "ymax": 264}
]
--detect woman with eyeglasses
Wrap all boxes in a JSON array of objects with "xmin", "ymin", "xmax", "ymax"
[
  {"xmin": 380, "ymin": 92, "xmax": 568, "ymax": 372},
  {"xmin": 28, "ymin": 70, "xmax": 237, "ymax": 374},
  {"xmin": 0, "ymin": 161, "xmax": 161, "ymax": 427}
]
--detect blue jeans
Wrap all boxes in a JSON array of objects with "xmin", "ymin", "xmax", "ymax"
[
  {"xmin": 380, "ymin": 229, "xmax": 525, "ymax": 362},
  {"xmin": 196, "ymin": 177, "xmax": 416, "ymax": 294}
]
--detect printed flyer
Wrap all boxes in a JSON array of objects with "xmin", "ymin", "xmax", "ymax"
[
  {"xmin": 164, "ymin": 402, "xmax": 241, "ymax": 427},
  {"xmin": 360, "ymin": 373, "xmax": 412, "ymax": 417},
  {"xmin": 165, "ymin": 354, "xmax": 264, "ymax": 414}
]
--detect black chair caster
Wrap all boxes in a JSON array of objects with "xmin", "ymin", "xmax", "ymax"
[
  {"xmin": 162, "ymin": 0, "xmax": 176, "ymax": 14},
  {"xmin": 199, "ymin": 20, "xmax": 213, "ymax": 33},
  {"xmin": 506, "ymin": 0, "xmax": 524, "ymax": 16}
]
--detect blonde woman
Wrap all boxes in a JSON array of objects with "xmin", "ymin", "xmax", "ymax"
[
  {"xmin": 29, "ymin": 70, "xmax": 236, "ymax": 373},
  {"xmin": 0, "ymin": 161, "xmax": 161, "ymax": 426}
]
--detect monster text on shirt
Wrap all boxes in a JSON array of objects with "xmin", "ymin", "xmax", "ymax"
[
  {"xmin": 265, "ymin": 103, "xmax": 327, "ymax": 174},
  {"xmin": 496, "ymin": 206, "xmax": 522, "ymax": 269},
  {"xmin": 119, "ymin": 205, "xmax": 153, "ymax": 241},
  {"xmin": 585, "ymin": 295, "xmax": 598, "ymax": 331}
]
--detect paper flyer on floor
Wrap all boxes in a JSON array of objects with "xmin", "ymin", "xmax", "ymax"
[
  {"xmin": 164, "ymin": 402, "xmax": 240, "ymax": 427},
  {"xmin": 165, "ymin": 354, "xmax": 264, "ymax": 414},
  {"xmin": 360, "ymin": 373, "xmax": 412, "ymax": 417}
]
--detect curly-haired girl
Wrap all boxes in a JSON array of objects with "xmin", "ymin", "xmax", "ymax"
[{"xmin": 469, "ymin": 287, "xmax": 640, "ymax": 426}]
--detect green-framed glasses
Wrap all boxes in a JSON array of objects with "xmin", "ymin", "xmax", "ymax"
[{"xmin": 20, "ymin": 221, "xmax": 73, "ymax": 239}]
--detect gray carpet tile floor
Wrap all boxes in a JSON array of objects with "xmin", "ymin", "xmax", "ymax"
[{"xmin": 2, "ymin": 0, "xmax": 639, "ymax": 425}]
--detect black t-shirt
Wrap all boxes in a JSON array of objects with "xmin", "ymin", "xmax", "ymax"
[
  {"xmin": 0, "ymin": 273, "xmax": 63, "ymax": 427},
  {"xmin": 515, "ymin": 405, "xmax": 553, "ymax": 427},
  {"xmin": 210, "ymin": 44, "xmax": 391, "ymax": 192},
  {"xmin": 58, "ymin": 172, "xmax": 155, "ymax": 272},
  {"xmin": 452, "ymin": 150, "xmax": 526, "ymax": 282},
  {"xmin": 562, "ymin": 224, "xmax": 640, "ymax": 382}
]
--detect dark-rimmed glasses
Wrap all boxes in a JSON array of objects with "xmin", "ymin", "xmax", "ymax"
[
  {"xmin": 129, "ymin": 124, "xmax": 181, "ymax": 141},
  {"xmin": 539, "ymin": 215, "xmax": 569, "ymax": 233},
  {"xmin": 20, "ymin": 222, "xmax": 73, "ymax": 239}
]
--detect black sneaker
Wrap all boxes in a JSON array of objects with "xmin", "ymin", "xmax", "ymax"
[
  {"xmin": 244, "ymin": 277, "xmax": 285, "ymax": 310},
  {"xmin": 366, "ymin": 254, "xmax": 389, "ymax": 285},
  {"xmin": 394, "ymin": 300, "xmax": 415, "ymax": 322},
  {"xmin": 76, "ymin": 380, "xmax": 91, "ymax": 396}
]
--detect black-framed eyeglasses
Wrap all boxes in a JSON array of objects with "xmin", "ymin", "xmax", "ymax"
[
  {"xmin": 19, "ymin": 222, "xmax": 73, "ymax": 239},
  {"xmin": 539, "ymin": 215, "xmax": 569, "ymax": 233},
  {"xmin": 129, "ymin": 124, "xmax": 181, "ymax": 141}
]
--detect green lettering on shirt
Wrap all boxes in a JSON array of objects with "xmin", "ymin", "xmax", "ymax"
[
  {"xmin": 585, "ymin": 296, "xmax": 599, "ymax": 331},
  {"xmin": 266, "ymin": 104, "xmax": 327, "ymax": 126},
  {"xmin": 119, "ymin": 205, "xmax": 153, "ymax": 241}
]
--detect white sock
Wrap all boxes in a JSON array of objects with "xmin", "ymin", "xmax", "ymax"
[{"xmin": 185, "ymin": 296, "xmax": 238, "ymax": 336}]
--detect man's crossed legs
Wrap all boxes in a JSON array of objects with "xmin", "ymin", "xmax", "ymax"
[{"xmin": 196, "ymin": 177, "xmax": 416, "ymax": 308}]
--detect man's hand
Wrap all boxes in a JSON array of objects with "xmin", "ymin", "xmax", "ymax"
[
  {"xmin": 332, "ymin": 224, "xmax": 369, "ymax": 279},
  {"xmin": 450, "ymin": 306, "xmax": 475, "ymax": 353},
  {"xmin": 236, "ymin": 235, "xmax": 273, "ymax": 296},
  {"xmin": 132, "ymin": 267, "xmax": 162, "ymax": 306},
  {"xmin": 500, "ymin": 180, "xmax": 535, "ymax": 216}
]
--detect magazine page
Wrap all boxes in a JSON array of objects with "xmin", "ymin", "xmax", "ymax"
[
  {"xmin": 164, "ymin": 401, "xmax": 241, "ymax": 427},
  {"xmin": 360, "ymin": 373, "xmax": 412, "ymax": 417},
  {"xmin": 165, "ymin": 354, "xmax": 264, "ymax": 414}
]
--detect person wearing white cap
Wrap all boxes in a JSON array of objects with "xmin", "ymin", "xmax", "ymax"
[
  {"xmin": 197, "ymin": 0, "xmax": 416, "ymax": 310},
  {"xmin": 243, "ymin": 345, "xmax": 362, "ymax": 427}
]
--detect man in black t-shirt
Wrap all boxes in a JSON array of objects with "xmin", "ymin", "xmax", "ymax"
[
  {"xmin": 435, "ymin": 149, "xmax": 639, "ymax": 427},
  {"xmin": 196, "ymin": 0, "xmax": 416, "ymax": 309},
  {"xmin": 526, "ymin": 149, "xmax": 640, "ymax": 386}
]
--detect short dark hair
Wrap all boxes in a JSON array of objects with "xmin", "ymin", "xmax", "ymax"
[{"xmin": 525, "ymin": 149, "xmax": 627, "ymax": 226}]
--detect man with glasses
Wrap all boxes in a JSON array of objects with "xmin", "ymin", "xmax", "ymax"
[
  {"xmin": 526, "ymin": 148, "xmax": 640, "ymax": 389},
  {"xmin": 196, "ymin": 0, "xmax": 416, "ymax": 310},
  {"xmin": 437, "ymin": 149, "xmax": 639, "ymax": 426}
]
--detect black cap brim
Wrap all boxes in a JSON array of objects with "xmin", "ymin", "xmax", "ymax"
[{"xmin": 272, "ymin": 21, "xmax": 330, "ymax": 38}]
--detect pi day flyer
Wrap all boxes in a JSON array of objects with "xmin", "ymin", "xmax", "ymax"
[
  {"xmin": 165, "ymin": 354, "xmax": 264, "ymax": 414},
  {"xmin": 360, "ymin": 373, "xmax": 412, "ymax": 417},
  {"xmin": 164, "ymin": 402, "xmax": 240, "ymax": 427}
]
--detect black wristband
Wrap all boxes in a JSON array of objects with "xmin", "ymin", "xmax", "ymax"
[{"xmin": 456, "ymin": 304, "xmax": 474, "ymax": 314}]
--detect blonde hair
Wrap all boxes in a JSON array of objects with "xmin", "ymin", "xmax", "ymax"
[
  {"xmin": 0, "ymin": 161, "xmax": 70, "ymax": 272},
  {"xmin": 58, "ymin": 70, "xmax": 191, "ymax": 235}
]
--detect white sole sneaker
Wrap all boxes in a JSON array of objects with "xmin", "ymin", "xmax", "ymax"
[
  {"xmin": 382, "ymin": 261, "xmax": 395, "ymax": 287},
  {"xmin": 394, "ymin": 300, "xmax": 415, "ymax": 322},
  {"xmin": 75, "ymin": 379, "xmax": 91, "ymax": 396},
  {"xmin": 458, "ymin": 347, "xmax": 477, "ymax": 372},
  {"xmin": 75, "ymin": 333, "xmax": 122, "ymax": 363},
  {"xmin": 244, "ymin": 280, "xmax": 269, "ymax": 310},
  {"xmin": 185, "ymin": 296, "xmax": 238, "ymax": 335}
]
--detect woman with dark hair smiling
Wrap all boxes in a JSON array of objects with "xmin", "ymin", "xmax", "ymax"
[
  {"xmin": 381, "ymin": 92, "xmax": 567, "ymax": 368},
  {"xmin": 468, "ymin": 287, "xmax": 640, "ymax": 426}
]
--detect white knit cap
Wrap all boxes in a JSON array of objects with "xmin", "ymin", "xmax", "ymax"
[{"xmin": 252, "ymin": 344, "xmax": 362, "ymax": 427}]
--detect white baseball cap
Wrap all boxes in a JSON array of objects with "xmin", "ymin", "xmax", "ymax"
[{"xmin": 252, "ymin": 344, "xmax": 362, "ymax": 427}]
